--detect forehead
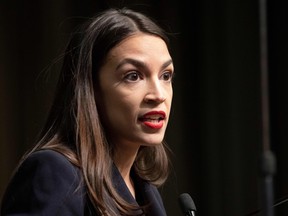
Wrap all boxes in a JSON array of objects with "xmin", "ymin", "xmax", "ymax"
[{"xmin": 106, "ymin": 33, "xmax": 171, "ymax": 61}]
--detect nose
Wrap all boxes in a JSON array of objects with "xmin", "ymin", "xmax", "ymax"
[{"xmin": 144, "ymin": 79, "xmax": 166, "ymax": 104}]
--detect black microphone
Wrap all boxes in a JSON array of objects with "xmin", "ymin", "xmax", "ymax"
[{"xmin": 178, "ymin": 193, "xmax": 197, "ymax": 216}]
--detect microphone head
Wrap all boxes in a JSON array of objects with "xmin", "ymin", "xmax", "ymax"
[{"xmin": 178, "ymin": 193, "xmax": 197, "ymax": 214}]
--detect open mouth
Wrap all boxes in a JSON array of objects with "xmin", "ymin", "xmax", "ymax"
[
  {"xmin": 139, "ymin": 111, "xmax": 166, "ymax": 129},
  {"xmin": 139, "ymin": 115, "xmax": 164, "ymax": 122}
]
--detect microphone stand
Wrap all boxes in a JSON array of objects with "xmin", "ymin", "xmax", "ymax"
[{"xmin": 259, "ymin": 0, "xmax": 276, "ymax": 216}]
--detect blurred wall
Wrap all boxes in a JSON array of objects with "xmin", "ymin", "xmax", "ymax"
[{"xmin": 1, "ymin": 0, "xmax": 288, "ymax": 215}]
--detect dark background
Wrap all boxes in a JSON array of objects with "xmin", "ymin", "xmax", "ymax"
[{"xmin": 1, "ymin": 1, "xmax": 288, "ymax": 215}]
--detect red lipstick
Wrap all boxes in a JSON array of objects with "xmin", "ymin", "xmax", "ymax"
[{"xmin": 139, "ymin": 111, "xmax": 166, "ymax": 129}]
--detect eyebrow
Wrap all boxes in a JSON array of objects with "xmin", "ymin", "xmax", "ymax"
[{"xmin": 116, "ymin": 58, "xmax": 173, "ymax": 71}]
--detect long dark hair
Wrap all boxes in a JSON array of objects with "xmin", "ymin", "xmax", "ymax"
[{"xmin": 25, "ymin": 8, "xmax": 171, "ymax": 215}]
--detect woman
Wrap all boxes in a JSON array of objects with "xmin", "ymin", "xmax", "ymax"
[{"xmin": 1, "ymin": 7, "xmax": 174, "ymax": 215}]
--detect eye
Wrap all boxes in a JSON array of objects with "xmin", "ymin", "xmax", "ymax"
[
  {"xmin": 123, "ymin": 71, "xmax": 142, "ymax": 82},
  {"xmin": 161, "ymin": 71, "xmax": 174, "ymax": 81}
]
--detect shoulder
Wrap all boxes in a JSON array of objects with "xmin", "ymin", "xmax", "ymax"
[
  {"xmin": 25, "ymin": 149, "xmax": 76, "ymax": 167},
  {"xmin": 23, "ymin": 149, "xmax": 79, "ymax": 175},
  {"xmin": 1, "ymin": 149, "xmax": 87, "ymax": 215},
  {"xmin": 17, "ymin": 149, "xmax": 81, "ymax": 188}
]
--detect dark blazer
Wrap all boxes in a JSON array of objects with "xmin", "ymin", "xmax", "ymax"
[{"xmin": 1, "ymin": 150, "xmax": 167, "ymax": 216}]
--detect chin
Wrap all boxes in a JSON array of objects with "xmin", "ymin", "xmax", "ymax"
[{"xmin": 142, "ymin": 138, "xmax": 164, "ymax": 146}]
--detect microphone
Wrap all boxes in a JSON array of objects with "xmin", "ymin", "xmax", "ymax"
[{"xmin": 178, "ymin": 193, "xmax": 197, "ymax": 216}]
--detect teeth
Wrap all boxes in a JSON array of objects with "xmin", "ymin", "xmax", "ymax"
[
  {"xmin": 147, "ymin": 119, "xmax": 159, "ymax": 122},
  {"xmin": 142, "ymin": 117, "xmax": 163, "ymax": 122},
  {"xmin": 144, "ymin": 115, "xmax": 163, "ymax": 120},
  {"xmin": 140, "ymin": 113, "xmax": 165, "ymax": 122},
  {"xmin": 149, "ymin": 117, "xmax": 159, "ymax": 120}
]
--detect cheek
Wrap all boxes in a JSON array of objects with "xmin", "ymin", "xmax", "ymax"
[
  {"xmin": 165, "ymin": 89, "xmax": 173, "ymax": 115},
  {"xmin": 95, "ymin": 88, "xmax": 120, "ymax": 124},
  {"xmin": 165, "ymin": 86, "xmax": 173, "ymax": 103},
  {"xmin": 103, "ymin": 96, "xmax": 138, "ymax": 136},
  {"xmin": 102, "ymin": 91, "xmax": 137, "ymax": 119}
]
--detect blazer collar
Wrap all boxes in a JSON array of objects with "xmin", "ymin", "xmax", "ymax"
[{"xmin": 112, "ymin": 164, "xmax": 167, "ymax": 216}]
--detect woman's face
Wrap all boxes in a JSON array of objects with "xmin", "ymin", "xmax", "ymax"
[{"xmin": 96, "ymin": 33, "xmax": 174, "ymax": 149}]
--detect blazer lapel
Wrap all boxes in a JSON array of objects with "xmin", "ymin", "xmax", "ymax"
[
  {"xmin": 112, "ymin": 164, "xmax": 144, "ymax": 215},
  {"xmin": 132, "ymin": 170, "xmax": 167, "ymax": 216},
  {"xmin": 112, "ymin": 165, "xmax": 167, "ymax": 216}
]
